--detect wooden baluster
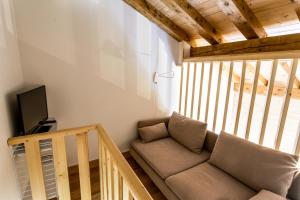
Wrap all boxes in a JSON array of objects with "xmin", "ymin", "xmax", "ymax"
[
  {"xmin": 106, "ymin": 151, "xmax": 112, "ymax": 200},
  {"xmin": 234, "ymin": 61, "xmax": 246, "ymax": 135},
  {"xmin": 184, "ymin": 63, "xmax": 191, "ymax": 116},
  {"xmin": 24, "ymin": 140, "xmax": 47, "ymax": 200},
  {"xmin": 213, "ymin": 62, "xmax": 223, "ymax": 131},
  {"xmin": 118, "ymin": 171, "xmax": 123, "ymax": 200},
  {"xmin": 222, "ymin": 62, "xmax": 233, "ymax": 131},
  {"xmin": 52, "ymin": 135, "xmax": 71, "ymax": 200},
  {"xmin": 275, "ymin": 59, "xmax": 298, "ymax": 150},
  {"xmin": 205, "ymin": 62, "xmax": 213, "ymax": 122},
  {"xmin": 76, "ymin": 133, "xmax": 92, "ymax": 200},
  {"xmin": 259, "ymin": 60, "xmax": 278, "ymax": 145},
  {"xmin": 190, "ymin": 63, "xmax": 197, "ymax": 118},
  {"xmin": 111, "ymin": 159, "xmax": 115, "ymax": 200},
  {"xmin": 99, "ymin": 135, "xmax": 104, "ymax": 200},
  {"xmin": 128, "ymin": 190, "xmax": 134, "ymax": 200},
  {"xmin": 295, "ymin": 123, "xmax": 300, "ymax": 156},
  {"xmin": 179, "ymin": 65, "xmax": 184, "ymax": 114},
  {"xmin": 197, "ymin": 62, "xmax": 205, "ymax": 120},
  {"xmin": 101, "ymin": 143, "xmax": 108, "ymax": 200},
  {"xmin": 245, "ymin": 60, "xmax": 261, "ymax": 140}
]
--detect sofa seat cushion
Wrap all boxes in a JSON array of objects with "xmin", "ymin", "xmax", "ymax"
[
  {"xmin": 132, "ymin": 138, "xmax": 210, "ymax": 179},
  {"xmin": 249, "ymin": 190, "xmax": 286, "ymax": 200},
  {"xmin": 166, "ymin": 163, "xmax": 256, "ymax": 200}
]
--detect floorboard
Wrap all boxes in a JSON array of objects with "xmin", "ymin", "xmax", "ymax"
[{"xmin": 51, "ymin": 152, "xmax": 167, "ymax": 200}]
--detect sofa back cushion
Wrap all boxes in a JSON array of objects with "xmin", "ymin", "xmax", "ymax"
[
  {"xmin": 138, "ymin": 123, "xmax": 169, "ymax": 143},
  {"xmin": 204, "ymin": 130, "xmax": 218, "ymax": 152},
  {"xmin": 137, "ymin": 117, "xmax": 170, "ymax": 129},
  {"xmin": 168, "ymin": 112, "xmax": 207, "ymax": 154},
  {"xmin": 209, "ymin": 132, "xmax": 299, "ymax": 197}
]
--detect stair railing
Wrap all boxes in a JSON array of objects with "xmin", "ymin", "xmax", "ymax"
[{"xmin": 8, "ymin": 124, "xmax": 153, "ymax": 200}]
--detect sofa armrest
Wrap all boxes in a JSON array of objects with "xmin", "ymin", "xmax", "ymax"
[
  {"xmin": 249, "ymin": 190, "xmax": 286, "ymax": 200},
  {"xmin": 137, "ymin": 117, "xmax": 170, "ymax": 128},
  {"xmin": 287, "ymin": 172, "xmax": 300, "ymax": 200}
]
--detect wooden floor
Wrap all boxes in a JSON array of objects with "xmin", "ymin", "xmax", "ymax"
[
  {"xmin": 123, "ymin": 152, "xmax": 167, "ymax": 200},
  {"xmin": 61, "ymin": 152, "xmax": 167, "ymax": 200}
]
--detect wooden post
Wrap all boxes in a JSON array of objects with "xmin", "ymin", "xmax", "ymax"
[
  {"xmin": 52, "ymin": 136, "xmax": 71, "ymax": 200},
  {"xmin": 102, "ymin": 144, "xmax": 108, "ymax": 200},
  {"xmin": 129, "ymin": 190, "xmax": 134, "ymax": 200},
  {"xmin": 197, "ymin": 63, "xmax": 205, "ymax": 120},
  {"xmin": 99, "ymin": 135, "xmax": 105, "ymax": 200},
  {"xmin": 190, "ymin": 63, "xmax": 197, "ymax": 118},
  {"xmin": 234, "ymin": 61, "xmax": 246, "ymax": 135},
  {"xmin": 275, "ymin": 59, "xmax": 298, "ymax": 150},
  {"xmin": 118, "ymin": 172, "xmax": 123, "ymax": 200},
  {"xmin": 259, "ymin": 60, "xmax": 278, "ymax": 145},
  {"xmin": 179, "ymin": 65, "xmax": 184, "ymax": 114},
  {"xmin": 76, "ymin": 133, "xmax": 92, "ymax": 200},
  {"xmin": 184, "ymin": 63, "xmax": 190, "ymax": 116},
  {"xmin": 24, "ymin": 140, "xmax": 47, "ymax": 200},
  {"xmin": 213, "ymin": 62, "xmax": 223, "ymax": 131},
  {"xmin": 222, "ymin": 62, "xmax": 233, "ymax": 131},
  {"xmin": 106, "ymin": 152, "xmax": 112, "ymax": 200},
  {"xmin": 205, "ymin": 62, "xmax": 213, "ymax": 122},
  {"xmin": 245, "ymin": 60, "xmax": 261, "ymax": 140},
  {"xmin": 295, "ymin": 122, "xmax": 300, "ymax": 156},
  {"xmin": 110, "ymin": 159, "xmax": 115, "ymax": 200}
]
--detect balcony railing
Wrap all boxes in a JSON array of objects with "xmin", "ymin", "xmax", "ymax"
[{"xmin": 178, "ymin": 58, "xmax": 300, "ymax": 156}]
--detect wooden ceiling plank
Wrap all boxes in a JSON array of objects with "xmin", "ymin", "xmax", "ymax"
[
  {"xmin": 159, "ymin": 0, "xmax": 223, "ymax": 44},
  {"xmin": 190, "ymin": 33, "xmax": 300, "ymax": 58},
  {"xmin": 217, "ymin": 0, "xmax": 267, "ymax": 39},
  {"xmin": 123, "ymin": 0, "xmax": 190, "ymax": 42}
]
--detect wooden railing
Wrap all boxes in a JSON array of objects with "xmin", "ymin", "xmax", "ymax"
[
  {"xmin": 8, "ymin": 124, "xmax": 153, "ymax": 200},
  {"xmin": 178, "ymin": 58, "xmax": 300, "ymax": 156}
]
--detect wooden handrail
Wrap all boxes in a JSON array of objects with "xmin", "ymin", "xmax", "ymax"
[
  {"xmin": 7, "ymin": 125, "xmax": 97, "ymax": 145},
  {"xmin": 8, "ymin": 124, "xmax": 153, "ymax": 200}
]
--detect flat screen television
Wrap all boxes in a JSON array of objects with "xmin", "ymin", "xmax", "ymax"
[{"xmin": 17, "ymin": 86, "xmax": 48, "ymax": 135}]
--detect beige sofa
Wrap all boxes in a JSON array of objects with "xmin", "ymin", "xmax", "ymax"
[{"xmin": 130, "ymin": 117, "xmax": 300, "ymax": 200}]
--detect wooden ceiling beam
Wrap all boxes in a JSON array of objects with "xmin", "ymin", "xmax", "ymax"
[
  {"xmin": 258, "ymin": 74, "xmax": 268, "ymax": 86},
  {"xmin": 234, "ymin": 83, "xmax": 300, "ymax": 99},
  {"xmin": 296, "ymin": 7, "xmax": 300, "ymax": 21},
  {"xmin": 247, "ymin": 63, "xmax": 268, "ymax": 86},
  {"xmin": 123, "ymin": 0, "xmax": 190, "ymax": 43},
  {"xmin": 232, "ymin": 64, "xmax": 269, "ymax": 86},
  {"xmin": 280, "ymin": 62, "xmax": 300, "ymax": 89},
  {"xmin": 232, "ymin": 71, "xmax": 241, "ymax": 83},
  {"xmin": 159, "ymin": 0, "xmax": 223, "ymax": 45},
  {"xmin": 190, "ymin": 33, "xmax": 300, "ymax": 58},
  {"xmin": 217, "ymin": 0, "xmax": 267, "ymax": 39}
]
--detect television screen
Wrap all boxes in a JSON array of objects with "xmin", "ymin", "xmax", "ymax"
[{"xmin": 17, "ymin": 86, "xmax": 48, "ymax": 134}]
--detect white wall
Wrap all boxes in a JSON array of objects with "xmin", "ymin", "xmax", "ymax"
[
  {"xmin": 13, "ymin": 0, "xmax": 179, "ymax": 165},
  {"xmin": 0, "ymin": 0, "xmax": 23, "ymax": 199}
]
